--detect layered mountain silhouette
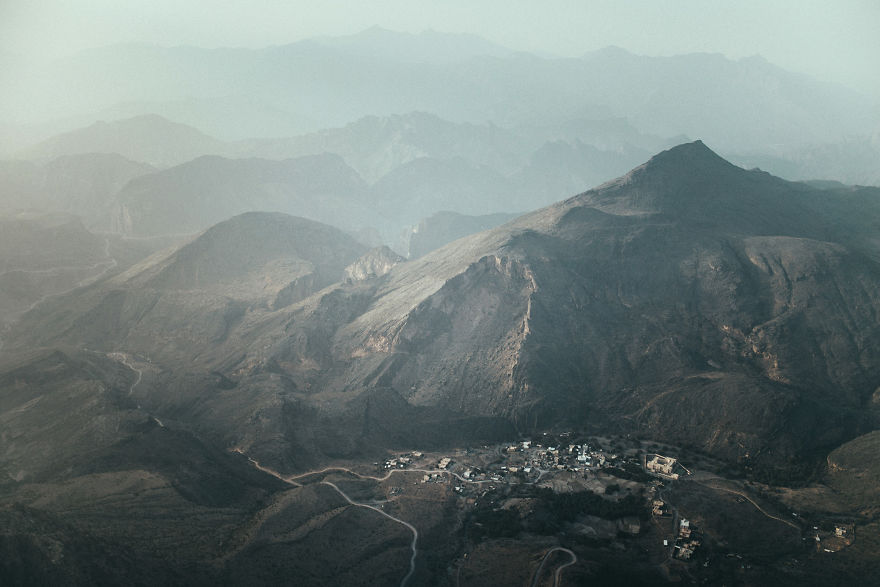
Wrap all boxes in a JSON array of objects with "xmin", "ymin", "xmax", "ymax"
[
  {"xmin": 110, "ymin": 154, "xmax": 373, "ymax": 237},
  {"xmin": 9, "ymin": 142, "xmax": 880, "ymax": 478},
  {"xmin": 4, "ymin": 33, "xmax": 873, "ymax": 149},
  {"xmin": 0, "ymin": 154, "xmax": 153, "ymax": 227},
  {"xmin": 20, "ymin": 115, "xmax": 227, "ymax": 168}
]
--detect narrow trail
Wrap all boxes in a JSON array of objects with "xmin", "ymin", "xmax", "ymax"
[
  {"xmin": 232, "ymin": 456, "xmax": 417, "ymax": 586},
  {"xmin": 17, "ymin": 237, "xmax": 118, "ymax": 315},
  {"xmin": 289, "ymin": 464, "xmax": 549, "ymax": 487},
  {"xmin": 230, "ymin": 449, "xmax": 302, "ymax": 487},
  {"xmin": 321, "ymin": 480, "xmax": 419, "ymax": 587},
  {"xmin": 553, "ymin": 551, "xmax": 577, "ymax": 587},
  {"xmin": 696, "ymin": 480, "xmax": 800, "ymax": 531},
  {"xmin": 109, "ymin": 352, "xmax": 143, "ymax": 396},
  {"xmin": 530, "ymin": 546, "xmax": 577, "ymax": 587},
  {"xmin": 105, "ymin": 351, "xmax": 164, "ymax": 427},
  {"xmin": 234, "ymin": 456, "xmax": 554, "ymax": 587}
]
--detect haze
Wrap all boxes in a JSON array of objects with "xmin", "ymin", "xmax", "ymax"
[
  {"xmin": 3, "ymin": 1, "xmax": 880, "ymax": 585},
  {"xmin": 2, "ymin": 0, "xmax": 879, "ymax": 99}
]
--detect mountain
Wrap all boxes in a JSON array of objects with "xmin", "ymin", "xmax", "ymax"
[
  {"xmin": 405, "ymin": 211, "xmax": 519, "ymax": 259},
  {"xmin": 19, "ymin": 115, "xmax": 229, "ymax": 167},
  {"xmin": 303, "ymin": 142, "xmax": 880, "ymax": 475},
  {"xmin": 12, "ymin": 212, "xmax": 368, "ymax": 360},
  {"xmin": 0, "ymin": 154, "xmax": 155, "ymax": 228},
  {"xmin": 344, "ymin": 246, "xmax": 405, "ymax": 282},
  {"xmin": 369, "ymin": 156, "xmax": 514, "ymax": 219},
  {"xmin": 110, "ymin": 154, "xmax": 372, "ymax": 237},
  {"xmin": 16, "ymin": 111, "xmax": 660, "ymax": 243},
  {"xmin": 11, "ymin": 142, "xmax": 880, "ymax": 479},
  {"xmin": 309, "ymin": 26, "xmax": 515, "ymax": 64},
  {"xmin": 235, "ymin": 111, "xmax": 529, "ymax": 183},
  {"xmin": 731, "ymin": 132, "xmax": 880, "ymax": 187},
  {"xmin": 510, "ymin": 139, "xmax": 653, "ymax": 209},
  {"xmin": 0, "ymin": 347, "xmax": 288, "ymax": 585},
  {"xmin": 4, "ymin": 35, "xmax": 875, "ymax": 149},
  {"xmin": 4, "ymin": 143, "xmax": 880, "ymax": 583},
  {"xmin": 0, "ymin": 213, "xmax": 110, "ymax": 325}
]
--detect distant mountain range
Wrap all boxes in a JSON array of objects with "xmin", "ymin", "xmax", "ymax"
[
  {"xmin": 20, "ymin": 115, "xmax": 226, "ymax": 168},
  {"xmin": 3, "ymin": 29, "xmax": 875, "ymax": 151},
  {"xmin": 6, "ymin": 110, "xmax": 878, "ymax": 253},
  {"xmin": 5, "ymin": 112, "xmax": 663, "ymax": 244},
  {"xmin": 0, "ymin": 153, "xmax": 154, "ymax": 230}
]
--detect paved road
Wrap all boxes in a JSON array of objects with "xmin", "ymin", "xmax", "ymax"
[{"xmin": 530, "ymin": 546, "xmax": 577, "ymax": 587}]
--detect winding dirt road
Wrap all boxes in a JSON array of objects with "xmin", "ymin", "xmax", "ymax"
[
  {"xmin": 530, "ymin": 546, "xmax": 577, "ymax": 587},
  {"xmin": 237, "ymin": 458, "xmax": 555, "ymax": 587},
  {"xmin": 696, "ymin": 480, "xmax": 800, "ymax": 531},
  {"xmin": 321, "ymin": 480, "xmax": 419, "ymax": 587}
]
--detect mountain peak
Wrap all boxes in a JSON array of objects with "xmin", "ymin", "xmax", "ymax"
[
  {"xmin": 645, "ymin": 139, "xmax": 728, "ymax": 168},
  {"xmin": 621, "ymin": 140, "xmax": 741, "ymax": 186},
  {"xmin": 568, "ymin": 140, "xmax": 784, "ymax": 222}
]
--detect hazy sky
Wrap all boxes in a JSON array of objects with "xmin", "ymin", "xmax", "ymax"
[{"xmin": 2, "ymin": 0, "xmax": 879, "ymax": 97}]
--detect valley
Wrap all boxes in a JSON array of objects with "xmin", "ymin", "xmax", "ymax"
[
  {"xmin": 2, "ymin": 15, "xmax": 879, "ymax": 584},
  {"xmin": 213, "ymin": 431, "xmax": 871, "ymax": 586}
]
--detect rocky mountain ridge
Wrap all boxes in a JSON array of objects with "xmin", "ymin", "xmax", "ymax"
[{"xmin": 9, "ymin": 142, "xmax": 880, "ymax": 478}]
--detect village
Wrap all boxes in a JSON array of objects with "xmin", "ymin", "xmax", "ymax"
[
  {"xmin": 381, "ymin": 435, "xmax": 688, "ymax": 483},
  {"xmin": 361, "ymin": 432, "xmax": 862, "ymax": 581},
  {"xmin": 373, "ymin": 433, "xmax": 707, "ymax": 562}
]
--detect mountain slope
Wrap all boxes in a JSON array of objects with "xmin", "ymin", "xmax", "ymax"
[
  {"xmin": 10, "ymin": 142, "xmax": 880, "ymax": 477},
  {"xmin": 20, "ymin": 115, "xmax": 229, "ymax": 167},
  {"xmin": 110, "ymin": 154, "xmax": 372, "ymax": 237},
  {"xmin": 0, "ymin": 154, "xmax": 154, "ymax": 228},
  {"xmin": 12, "ymin": 212, "xmax": 367, "ymax": 365},
  {"xmin": 264, "ymin": 141, "xmax": 880, "ymax": 473}
]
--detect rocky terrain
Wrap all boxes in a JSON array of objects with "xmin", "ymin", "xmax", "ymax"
[
  {"xmin": 2, "ymin": 142, "xmax": 880, "ymax": 584},
  {"xmin": 0, "ymin": 154, "xmax": 154, "ymax": 229},
  {"xmin": 405, "ymin": 211, "xmax": 518, "ymax": 259},
  {"xmin": 9, "ymin": 142, "xmax": 880, "ymax": 476}
]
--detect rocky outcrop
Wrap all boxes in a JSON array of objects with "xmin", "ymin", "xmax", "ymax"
[{"xmin": 344, "ymin": 246, "xmax": 405, "ymax": 282}]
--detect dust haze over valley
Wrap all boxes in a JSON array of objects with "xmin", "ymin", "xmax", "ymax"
[{"xmin": 2, "ymin": 2, "xmax": 880, "ymax": 586}]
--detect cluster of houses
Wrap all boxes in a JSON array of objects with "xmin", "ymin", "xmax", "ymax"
[
  {"xmin": 381, "ymin": 436, "xmax": 659, "ymax": 487},
  {"xmin": 653, "ymin": 497, "xmax": 701, "ymax": 560},
  {"xmin": 674, "ymin": 518, "xmax": 702, "ymax": 559},
  {"xmin": 381, "ymin": 451, "xmax": 423, "ymax": 470},
  {"xmin": 506, "ymin": 440, "xmax": 622, "ymax": 474},
  {"xmin": 814, "ymin": 523, "xmax": 855, "ymax": 553}
]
